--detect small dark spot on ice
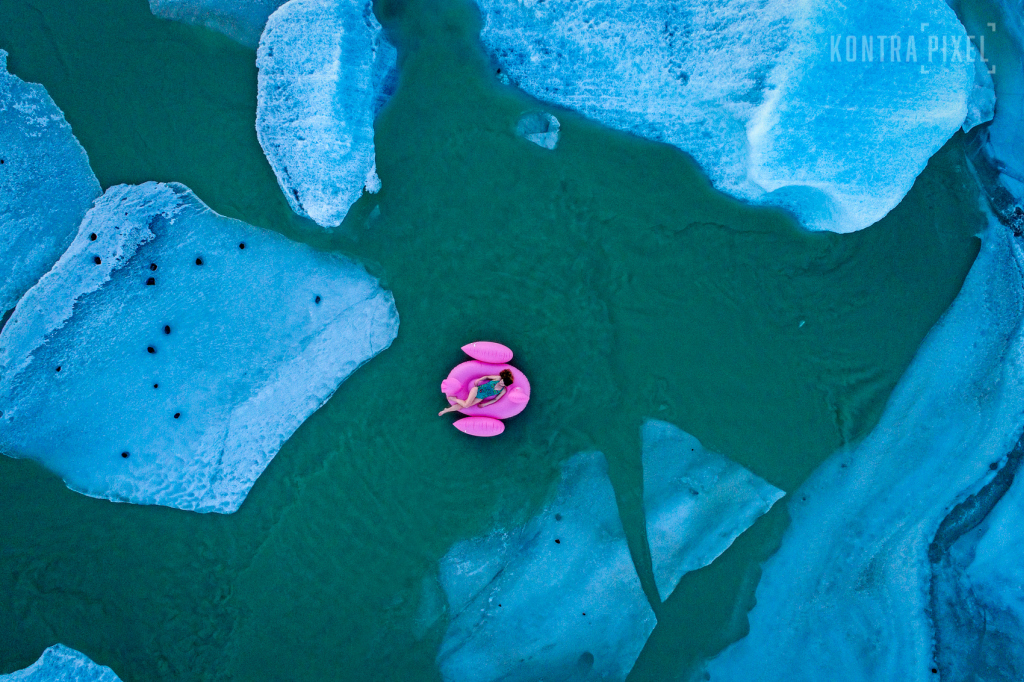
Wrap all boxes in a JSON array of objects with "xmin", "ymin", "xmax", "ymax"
[
  {"xmin": 150, "ymin": 263, "xmax": 158, "ymax": 271},
  {"xmin": 164, "ymin": 325, "xmax": 171, "ymax": 334},
  {"xmin": 90, "ymin": 233, "xmax": 97, "ymax": 241},
  {"xmin": 555, "ymin": 513, "xmax": 562, "ymax": 521},
  {"xmin": 932, "ymin": 669, "xmax": 938, "ymax": 674},
  {"xmin": 239, "ymin": 243, "xmax": 246, "ymax": 249},
  {"xmin": 555, "ymin": 539, "xmax": 560, "ymax": 544},
  {"xmin": 174, "ymin": 413, "xmax": 181, "ymax": 419},
  {"xmin": 801, "ymin": 495, "xmax": 807, "ymax": 501},
  {"xmin": 153, "ymin": 384, "xmax": 159, "ymax": 389},
  {"xmin": 147, "ymin": 346, "xmax": 156, "ymax": 354},
  {"xmin": 582, "ymin": 612, "xmax": 586, "ymax": 616},
  {"xmin": 195, "ymin": 257, "xmax": 203, "ymax": 266},
  {"xmin": 121, "ymin": 451, "xmax": 129, "ymax": 458},
  {"xmin": 146, "ymin": 277, "xmax": 155, "ymax": 285},
  {"xmin": 55, "ymin": 366, "xmax": 61, "ymax": 372},
  {"xmin": 990, "ymin": 462, "xmax": 999, "ymax": 470},
  {"xmin": 94, "ymin": 256, "xmax": 102, "ymax": 264},
  {"xmin": 0, "ymin": 159, "xmax": 5, "ymax": 164},
  {"xmin": 315, "ymin": 295, "xmax": 321, "ymax": 304}
]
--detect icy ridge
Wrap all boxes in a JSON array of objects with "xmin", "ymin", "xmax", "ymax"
[
  {"xmin": 642, "ymin": 419, "xmax": 784, "ymax": 602},
  {"xmin": 0, "ymin": 644, "xmax": 122, "ymax": 682},
  {"xmin": 704, "ymin": 216, "xmax": 1024, "ymax": 681},
  {"xmin": 256, "ymin": 0, "xmax": 397, "ymax": 229},
  {"xmin": 475, "ymin": 0, "xmax": 979, "ymax": 233},
  {"xmin": 0, "ymin": 182, "xmax": 399, "ymax": 513},
  {"xmin": 0, "ymin": 49, "xmax": 101, "ymax": 316},
  {"xmin": 148, "ymin": 0, "xmax": 288, "ymax": 48},
  {"xmin": 437, "ymin": 451, "xmax": 656, "ymax": 682}
]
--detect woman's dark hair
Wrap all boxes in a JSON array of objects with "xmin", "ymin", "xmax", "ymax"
[{"xmin": 500, "ymin": 369, "xmax": 514, "ymax": 386}]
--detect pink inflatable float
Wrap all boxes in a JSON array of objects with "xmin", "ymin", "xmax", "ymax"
[{"xmin": 441, "ymin": 342, "xmax": 531, "ymax": 437}]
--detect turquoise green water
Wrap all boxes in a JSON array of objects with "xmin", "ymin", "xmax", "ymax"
[{"xmin": 0, "ymin": 0, "xmax": 985, "ymax": 679}]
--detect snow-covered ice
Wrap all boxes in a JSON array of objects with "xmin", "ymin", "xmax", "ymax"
[
  {"xmin": 437, "ymin": 451, "xmax": 656, "ymax": 682},
  {"xmin": 147, "ymin": 0, "xmax": 287, "ymax": 48},
  {"xmin": 515, "ymin": 111, "xmax": 560, "ymax": 150},
  {"xmin": 703, "ymin": 215, "xmax": 1024, "ymax": 681},
  {"xmin": 0, "ymin": 50, "xmax": 101, "ymax": 317},
  {"xmin": 0, "ymin": 182, "xmax": 398, "ymax": 513},
  {"xmin": 475, "ymin": 0, "xmax": 979, "ymax": 233},
  {"xmin": 256, "ymin": 0, "xmax": 397, "ymax": 229},
  {"xmin": 0, "ymin": 645, "xmax": 122, "ymax": 682},
  {"xmin": 642, "ymin": 419, "xmax": 784, "ymax": 602}
]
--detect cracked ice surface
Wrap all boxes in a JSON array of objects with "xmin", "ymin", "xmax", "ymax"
[
  {"xmin": 0, "ymin": 645, "xmax": 122, "ymax": 682},
  {"xmin": 256, "ymin": 0, "xmax": 397, "ymax": 229},
  {"xmin": 642, "ymin": 419, "xmax": 784, "ymax": 602},
  {"xmin": 475, "ymin": 0, "xmax": 980, "ymax": 233},
  {"xmin": 704, "ymin": 216, "xmax": 1024, "ymax": 681},
  {"xmin": 0, "ymin": 182, "xmax": 398, "ymax": 513},
  {"xmin": 437, "ymin": 451, "xmax": 656, "ymax": 682},
  {"xmin": 0, "ymin": 50, "xmax": 101, "ymax": 316},
  {"xmin": 147, "ymin": 0, "xmax": 287, "ymax": 48}
]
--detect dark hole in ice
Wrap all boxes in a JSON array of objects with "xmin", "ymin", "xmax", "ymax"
[
  {"xmin": 990, "ymin": 462, "xmax": 999, "ymax": 470},
  {"xmin": 239, "ymin": 243, "xmax": 245, "ymax": 249},
  {"xmin": 94, "ymin": 256, "xmax": 102, "ymax": 264},
  {"xmin": 55, "ymin": 366, "xmax": 61, "ymax": 372},
  {"xmin": 153, "ymin": 384, "xmax": 159, "ymax": 389},
  {"xmin": 577, "ymin": 652, "xmax": 594, "ymax": 675},
  {"xmin": 121, "ymin": 452, "xmax": 129, "ymax": 458},
  {"xmin": 147, "ymin": 346, "xmax": 156, "ymax": 354},
  {"xmin": 174, "ymin": 413, "xmax": 181, "ymax": 419},
  {"xmin": 932, "ymin": 669, "xmax": 938, "ymax": 674},
  {"xmin": 555, "ymin": 513, "xmax": 562, "ymax": 521},
  {"xmin": 195, "ymin": 257, "xmax": 203, "ymax": 266},
  {"xmin": 146, "ymin": 277, "xmax": 155, "ymax": 285},
  {"xmin": 150, "ymin": 263, "xmax": 158, "ymax": 271},
  {"xmin": 0, "ymin": 159, "xmax": 4, "ymax": 164},
  {"xmin": 315, "ymin": 295, "xmax": 321, "ymax": 304},
  {"xmin": 90, "ymin": 233, "xmax": 97, "ymax": 241},
  {"xmin": 164, "ymin": 325, "xmax": 171, "ymax": 334},
  {"xmin": 555, "ymin": 538, "xmax": 560, "ymax": 544}
]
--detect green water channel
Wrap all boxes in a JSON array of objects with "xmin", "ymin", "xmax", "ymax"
[{"xmin": 0, "ymin": 0, "xmax": 985, "ymax": 679}]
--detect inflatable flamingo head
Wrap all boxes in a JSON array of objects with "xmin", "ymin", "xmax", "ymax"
[
  {"xmin": 508, "ymin": 387, "xmax": 529, "ymax": 404},
  {"xmin": 441, "ymin": 378, "xmax": 462, "ymax": 395}
]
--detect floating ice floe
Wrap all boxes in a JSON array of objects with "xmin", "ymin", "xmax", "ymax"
[
  {"xmin": 437, "ymin": 451, "xmax": 656, "ymax": 682},
  {"xmin": 256, "ymin": 0, "xmax": 397, "ymax": 229},
  {"xmin": 0, "ymin": 644, "xmax": 122, "ymax": 682},
  {"xmin": 704, "ymin": 215, "xmax": 1024, "ymax": 680},
  {"xmin": 147, "ymin": 0, "xmax": 287, "ymax": 48},
  {"xmin": 0, "ymin": 50, "xmax": 101, "ymax": 317},
  {"xmin": 515, "ymin": 111, "xmax": 560, "ymax": 150},
  {"xmin": 642, "ymin": 419, "xmax": 784, "ymax": 602},
  {"xmin": 475, "ymin": 0, "xmax": 983, "ymax": 233},
  {"xmin": 0, "ymin": 182, "xmax": 398, "ymax": 513}
]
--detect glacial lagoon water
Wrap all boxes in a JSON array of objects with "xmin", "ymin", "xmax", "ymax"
[{"xmin": 0, "ymin": 0, "xmax": 990, "ymax": 679}]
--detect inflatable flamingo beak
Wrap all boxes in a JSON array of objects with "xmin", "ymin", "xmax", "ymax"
[
  {"xmin": 508, "ymin": 387, "xmax": 529, "ymax": 404},
  {"xmin": 441, "ymin": 378, "xmax": 462, "ymax": 395}
]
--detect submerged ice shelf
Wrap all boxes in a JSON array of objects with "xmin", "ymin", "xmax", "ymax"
[
  {"xmin": 0, "ymin": 50, "xmax": 101, "ymax": 317},
  {"xmin": 437, "ymin": 452, "xmax": 656, "ymax": 682},
  {"xmin": 475, "ymin": 0, "xmax": 982, "ymax": 233},
  {"xmin": 642, "ymin": 419, "xmax": 784, "ymax": 602},
  {"xmin": 147, "ymin": 0, "xmax": 287, "ymax": 48},
  {"xmin": 704, "ymin": 215, "xmax": 1024, "ymax": 681},
  {"xmin": 0, "ymin": 182, "xmax": 398, "ymax": 513},
  {"xmin": 256, "ymin": 0, "xmax": 397, "ymax": 229},
  {"xmin": 0, "ymin": 644, "xmax": 122, "ymax": 682}
]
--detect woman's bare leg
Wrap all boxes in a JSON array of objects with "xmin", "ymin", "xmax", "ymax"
[{"xmin": 439, "ymin": 388, "xmax": 480, "ymax": 416}]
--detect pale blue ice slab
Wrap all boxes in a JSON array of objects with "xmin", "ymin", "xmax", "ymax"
[
  {"xmin": 0, "ymin": 50, "xmax": 101, "ymax": 316},
  {"xmin": 147, "ymin": 0, "xmax": 287, "ymax": 48},
  {"xmin": 704, "ymin": 215, "xmax": 1024, "ymax": 681},
  {"xmin": 642, "ymin": 419, "xmax": 783, "ymax": 602},
  {"xmin": 256, "ymin": 0, "xmax": 397, "ymax": 229},
  {"xmin": 0, "ymin": 645, "xmax": 121, "ymax": 682},
  {"xmin": 0, "ymin": 182, "xmax": 398, "ymax": 513},
  {"xmin": 437, "ymin": 452, "xmax": 656, "ymax": 682},
  {"xmin": 476, "ymin": 0, "xmax": 979, "ymax": 233}
]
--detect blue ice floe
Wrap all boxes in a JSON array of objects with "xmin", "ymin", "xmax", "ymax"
[
  {"xmin": 437, "ymin": 451, "xmax": 656, "ymax": 682},
  {"xmin": 642, "ymin": 419, "xmax": 784, "ymax": 602},
  {"xmin": 0, "ymin": 645, "xmax": 122, "ymax": 682},
  {"xmin": 0, "ymin": 50, "xmax": 101, "ymax": 317},
  {"xmin": 515, "ymin": 111, "xmax": 560, "ymax": 150},
  {"xmin": 475, "ymin": 0, "xmax": 983, "ymax": 233},
  {"xmin": 256, "ymin": 0, "xmax": 397, "ymax": 229},
  {"xmin": 147, "ymin": 0, "xmax": 287, "ymax": 48},
  {"xmin": 0, "ymin": 182, "xmax": 398, "ymax": 513},
  {"xmin": 703, "ymin": 215, "xmax": 1024, "ymax": 680}
]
